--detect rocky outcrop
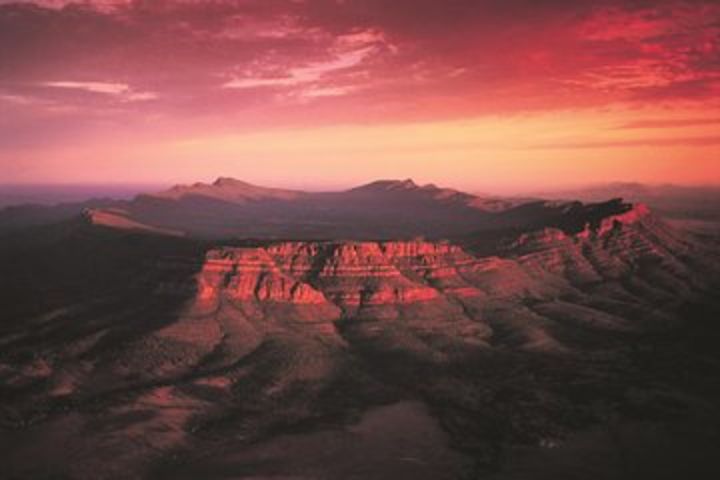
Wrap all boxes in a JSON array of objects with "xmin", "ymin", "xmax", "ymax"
[
  {"xmin": 187, "ymin": 202, "xmax": 699, "ymax": 321},
  {"xmin": 505, "ymin": 202, "xmax": 693, "ymax": 282},
  {"xmin": 579, "ymin": 202, "xmax": 652, "ymax": 238},
  {"xmin": 198, "ymin": 241, "xmax": 469, "ymax": 314},
  {"xmin": 198, "ymin": 248, "xmax": 328, "ymax": 305}
]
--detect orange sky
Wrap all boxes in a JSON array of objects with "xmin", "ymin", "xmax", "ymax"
[{"xmin": 1, "ymin": 0, "xmax": 719, "ymax": 193}]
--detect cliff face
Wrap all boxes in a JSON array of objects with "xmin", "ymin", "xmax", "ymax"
[
  {"xmin": 196, "ymin": 241, "xmax": 488, "ymax": 308},
  {"xmin": 198, "ymin": 248, "xmax": 328, "ymax": 305},
  {"xmin": 192, "ymin": 203, "xmax": 692, "ymax": 306},
  {"xmin": 173, "ymin": 202, "xmax": 710, "ymax": 354}
]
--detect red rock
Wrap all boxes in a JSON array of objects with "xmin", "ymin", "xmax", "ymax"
[
  {"xmin": 197, "ymin": 247, "xmax": 329, "ymax": 305},
  {"xmin": 595, "ymin": 202, "xmax": 651, "ymax": 236},
  {"xmin": 180, "ymin": 200, "xmax": 687, "ymax": 327}
]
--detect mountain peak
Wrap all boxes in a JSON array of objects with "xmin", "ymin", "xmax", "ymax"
[
  {"xmin": 147, "ymin": 177, "xmax": 302, "ymax": 202},
  {"xmin": 212, "ymin": 177, "xmax": 254, "ymax": 188},
  {"xmin": 351, "ymin": 178, "xmax": 422, "ymax": 192}
]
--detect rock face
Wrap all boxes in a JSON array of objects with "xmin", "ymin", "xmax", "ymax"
[
  {"xmin": 195, "ymin": 240, "xmax": 473, "ymax": 320},
  {"xmin": 198, "ymin": 248, "xmax": 328, "ymax": 305},
  {"xmin": 175, "ymin": 202, "xmax": 710, "ymax": 352}
]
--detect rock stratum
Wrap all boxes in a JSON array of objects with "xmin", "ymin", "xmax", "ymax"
[
  {"xmin": 175, "ymin": 202, "xmax": 709, "ymax": 357},
  {"xmin": 1, "ymin": 184, "xmax": 720, "ymax": 479}
]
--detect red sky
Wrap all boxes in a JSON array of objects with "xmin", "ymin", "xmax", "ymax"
[{"xmin": 1, "ymin": 0, "xmax": 719, "ymax": 193}]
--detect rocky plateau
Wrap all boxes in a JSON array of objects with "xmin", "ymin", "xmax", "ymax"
[{"xmin": 1, "ymin": 179, "xmax": 719, "ymax": 479}]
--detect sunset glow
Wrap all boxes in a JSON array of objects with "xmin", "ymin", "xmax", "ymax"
[{"xmin": 2, "ymin": 0, "xmax": 719, "ymax": 192}]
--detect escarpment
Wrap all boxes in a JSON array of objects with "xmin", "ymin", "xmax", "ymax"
[
  {"xmin": 195, "ymin": 241, "xmax": 469, "ymax": 315},
  {"xmin": 6, "ymin": 199, "xmax": 715, "ymax": 406},
  {"xmin": 159, "ymin": 201, "xmax": 715, "ymax": 356}
]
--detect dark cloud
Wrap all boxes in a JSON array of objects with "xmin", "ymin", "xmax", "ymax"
[{"xmin": 0, "ymin": 0, "xmax": 718, "ymax": 131}]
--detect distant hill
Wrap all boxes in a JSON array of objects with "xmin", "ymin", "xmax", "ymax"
[
  {"xmin": 0, "ymin": 184, "xmax": 160, "ymax": 208},
  {"xmin": 537, "ymin": 182, "xmax": 720, "ymax": 221},
  {"xmin": 0, "ymin": 198, "xmax": 126, "ymax": 235},
  {"xmin": 81, "ymin": 177, "xmax": 556, "ymax": 240}
]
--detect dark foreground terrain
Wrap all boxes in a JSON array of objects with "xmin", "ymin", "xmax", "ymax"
[{"xmin": 1, "ymin": 180, "xmax": 720, "ymax": 479}]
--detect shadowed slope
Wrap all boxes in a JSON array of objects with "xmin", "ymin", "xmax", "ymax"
[{"xmin": 83, "ymin": 178, "xmax": 531, "ymax": 240}]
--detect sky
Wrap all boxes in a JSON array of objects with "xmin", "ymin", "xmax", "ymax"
[{"xmin": 1, "ymin": 0, "xmax": 719, "ymax": 194}]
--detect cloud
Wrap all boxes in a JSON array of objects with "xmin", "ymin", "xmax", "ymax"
[
  {"xmin": 44, "ymin": 81, "xmax": 130, "ymax": 95},
  {"xmin": 43, "ymin": 81, "xmax": 157, "ymax": 101},
  {"xmin": 223, "ymin": 38, "xmax": 377, "ymax": 90},
  {"xmin": 300, "ymin": 86, "xmax": 357, "ymax": 98},
  {"xmin": 222, "ymin": 48, "xmax": 369, "ymax": 88},
  {"xmin": 0, "ymin": 0, "xmax": 719, "ymax": 132},
  {"xmin": 0, "ymin": 93, "xmax": 39, "ymax": 105},
  {"xmin": 618, "ymin": 118, "xmax": 720, "ymax": 129},
  {"xmin": 531, "ymin": 136, "xmax": 720, "ymax": 150},
  {"xmin": 125, "ymin": 91, "xmax": 158, "ymax": 101}
]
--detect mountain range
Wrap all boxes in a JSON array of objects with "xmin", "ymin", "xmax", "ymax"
[
  {"xmin": 1, "ymin": 179, "xmax": 720, "ymax": 479},
  {"xmin": 83, "ymin": 177, "xmax": 531, "ymax": 240}
]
